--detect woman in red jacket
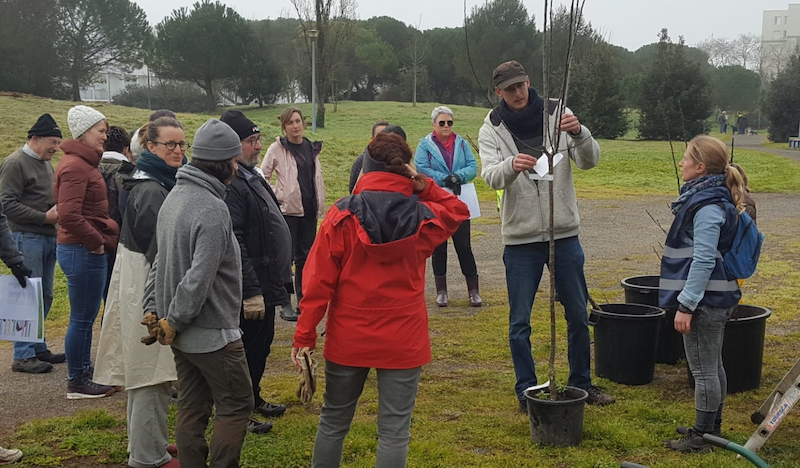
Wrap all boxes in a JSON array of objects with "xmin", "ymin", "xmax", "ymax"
[
  {"xmin": 292, "ymin": 131, "xmax": 469, "ymax": 467},
  {"xmin": 55, "ymin": 105, "xmax": 120, "ymax": 400}
]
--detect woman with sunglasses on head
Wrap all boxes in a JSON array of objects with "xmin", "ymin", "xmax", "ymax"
[
  {"xmin": 94, "ymin": 117, "xmax": 186, "ymax": 468},
  {"xmin": 414, "ymin": 106, "xmax": 481, "ymax": 308}
]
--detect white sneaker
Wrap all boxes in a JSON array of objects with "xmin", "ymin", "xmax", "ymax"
[{"xmin": 0, "ymin": 446, "xmax": 23, "ymax": 464}]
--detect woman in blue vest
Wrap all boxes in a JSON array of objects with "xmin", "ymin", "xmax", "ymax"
[
  {"xmin": 659, "ymin": 135, "xmax": 748, "ymax": 453},
  {"xmin": 414, "ymin": 106, "xmax": 481, "ymax": 307}
]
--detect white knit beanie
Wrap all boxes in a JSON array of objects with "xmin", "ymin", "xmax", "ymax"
[{"xmin": 67, "ymin": 105, "xmax": 106, "ymax": 139}]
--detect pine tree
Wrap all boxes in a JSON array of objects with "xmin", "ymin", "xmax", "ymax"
[
  {"xmin": 637, "ymin": 29, "xmax": 712, "ymax": 140},
  {"xmin": 570, "ymin": 44, "xmax": 629, "ymax": 139},
  {"xmin": 766, "ymin": 54, "xmax": 800, "ymax": 142}
]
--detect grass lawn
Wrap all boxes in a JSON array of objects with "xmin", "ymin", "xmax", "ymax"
[{"xmin": 1, "ymin": 95, "xmax": 800, "ymax": 467}]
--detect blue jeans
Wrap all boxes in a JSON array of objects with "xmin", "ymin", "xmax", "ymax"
[
  {"xmin": 503, "ymin": 236, "xmax": 592, "ymax": 400},
  {"xmin": 12, "ymin": 232, "xmax": 57, "ymax": 360},
  {"xmin": 57, "ymin": 244, "xmax": 108, "ymax": 380},
  {"xmin": 684, "ymin": 305, "xmax": 734, "ymax": 413}
]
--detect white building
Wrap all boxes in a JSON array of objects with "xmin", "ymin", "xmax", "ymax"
[
  {"xmin": 761, "ymin": 4, "xmax": 800, "ymax": 80},
  {"xmin": 79, "ymin": 67, "xmax": 152, "ymax": 102}
]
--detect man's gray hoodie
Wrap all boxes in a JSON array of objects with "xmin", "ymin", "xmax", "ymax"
[{"xmin": 143, "ymin": 164, "xmax": 242, "ymax": 337}]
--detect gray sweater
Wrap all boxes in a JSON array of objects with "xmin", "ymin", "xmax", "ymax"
[
  {"xmin": 143, "ymin": 164, "xmax": 242, "ymax": 336},
  {"xmin": 478, "ymin": 105, "xmax": 600, "ymax": 245},
  {"xmin": 0, "ymin": 147, "xmax": 56, "ymax": 236}
]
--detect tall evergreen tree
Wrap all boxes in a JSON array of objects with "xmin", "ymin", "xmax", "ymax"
[
  {"xmin": 570, "ymin": 44, "xmax": 629, "ymax": 139},
  {"xmin": 637, "ymin": 29, "xmax": 712, "ymax": 140},
  {"xmin": 766, "ymin": 54, "xmax": 800, "ymax": 142}
]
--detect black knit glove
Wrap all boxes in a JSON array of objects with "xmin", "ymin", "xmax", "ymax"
[
  {"xmin": 284, "ymin": 282, "xmax": 295, "ymax": 295},
  {"xmin": 443, "ymin": 174, "xmax": 462, "ymax": 195},
  {"xmin": 11, "ymin": 262, "xmax": 32, "ymax": 288}
]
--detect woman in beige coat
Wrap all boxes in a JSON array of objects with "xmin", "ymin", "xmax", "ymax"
[{"xmin": 261, "ymin": 107, "xmax": 325, "ymax": 314}]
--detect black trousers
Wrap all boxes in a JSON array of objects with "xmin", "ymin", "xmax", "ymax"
[
  {"xmin": 284, "ymin": 214, "xmax": 318, "ymax": 302},
  {"xmin": 431, "ymin": 220, "xmax": 477, "ymax": 277},
  {"xmin": 240, "ymin": 304, "xmax": 276, "ymax": 407}
]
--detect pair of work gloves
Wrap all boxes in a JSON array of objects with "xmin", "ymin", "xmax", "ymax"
[
  {"xmin": 140, "ymin": 294, "xmax": 269, "ymax": 346},
  {"xmin": 443, "ymin": 174, "xmax": 462, "ymax": 195},
  {"xmin": 140, "ymin": 312, "xmax": 177, "ymax": 346}
]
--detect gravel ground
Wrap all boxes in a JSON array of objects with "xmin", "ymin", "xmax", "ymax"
[{"xmin": 2, "ymin": 191, "xmax": 799, "ymax": 440}]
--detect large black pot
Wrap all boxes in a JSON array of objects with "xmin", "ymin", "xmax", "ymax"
[
  {"xmin": 590, "ymin": 303, "xmax": 665, "ymax": 385},
  {"xmin": 688, "ymin": 304, "xmax": 772, "ymax": 394},
  {"xmin": 523, "ymin": 386, "xmax": 587, "ymax": 447},
  {"xmin": 621, "ymin": 275, "xmax": 685, "ymax": 364}
]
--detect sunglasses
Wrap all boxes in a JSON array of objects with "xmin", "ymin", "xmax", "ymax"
[{"xmin": 437, "ymin": 120, "xmax": 454, "ymax": 127}]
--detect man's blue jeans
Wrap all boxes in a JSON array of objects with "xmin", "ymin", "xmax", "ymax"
[
  {"xmin": 12, "ymin": 232, "xmax": 56, "ymax": 360},
  {"xmin": 57, "ymin": 244, "xmax": 108, "ymax": 379},
  {"xmin": 503, "ymin": 236, "xmax": 592, "ymax": 400}
]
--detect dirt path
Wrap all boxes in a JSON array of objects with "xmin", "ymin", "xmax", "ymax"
[
  {"xmin": 735, "ymin": 133, "xmax": 800, "ymax": 164},
  {"xmin": 2, "ymin": 193, "xmax": 799, "ymax": 442}
]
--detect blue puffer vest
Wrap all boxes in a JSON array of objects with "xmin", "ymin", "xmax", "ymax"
[{"xmin": 659, "ymin": 186, "xmax": 741, "ymax": 309}]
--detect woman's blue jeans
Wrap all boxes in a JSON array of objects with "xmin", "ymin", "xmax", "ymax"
[{"xmin": 57, "ymin": 244, "xmax": 108, "ymax": 380}]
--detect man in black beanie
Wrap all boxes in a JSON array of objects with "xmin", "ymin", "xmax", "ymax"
[
  {"xmin": 0, "ymin": 114, "xmax": 64, "ymax": 374},
  {"xmin": 220, "ymin": 110, "xmax": 291, "ymax": 433}
]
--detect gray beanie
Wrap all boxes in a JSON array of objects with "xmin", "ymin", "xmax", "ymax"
[{"xmin": 191, "ymin": 118, "xmax": 242, "ymax": 161}]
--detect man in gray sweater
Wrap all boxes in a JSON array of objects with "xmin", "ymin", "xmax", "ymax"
[
  {"xmin": 0, "ymin": 114, "xmax": 64, "ymax": 374},
  {"xmin": 479, "ymin": 60, "xmax": 614, "ymax": 411},
  {"xmin": 143, "ymin": 119, "xmax": 253, "ymax": 467}
]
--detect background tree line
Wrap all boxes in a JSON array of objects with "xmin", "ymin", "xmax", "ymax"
[{"xmin": 0, "ymin": 0, "xmax": 792, "ymax": 140}]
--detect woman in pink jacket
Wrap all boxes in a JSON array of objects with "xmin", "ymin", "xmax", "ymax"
[{"xmin": 261, "ymin": 107, "xmax": 326, "ymax": 317}]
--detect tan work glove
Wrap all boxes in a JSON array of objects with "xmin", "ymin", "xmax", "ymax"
[
  {"xmin": 157, "ymin": 318, "xmax": 177, "ymax": 346},
  {"xmin": 140, "ymin": 312, "xmax": 159, "ymax": 345},
  {"xmin": 295, "ymin": 347, "xmax": 317, "ymax": 407},
  {"xmin": 243, "ymin": 295, "xmax": 266, "ymax": 320}
]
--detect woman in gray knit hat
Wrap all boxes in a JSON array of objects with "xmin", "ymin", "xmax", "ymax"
[{"xmin": 142, "ymin": 118, "xmax": 253, "ymax": 467}]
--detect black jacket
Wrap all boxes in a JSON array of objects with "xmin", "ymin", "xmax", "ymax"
[
  {"xmin": 119, "ymin": 170, "xmax": 170, "ymax": 265},
  {"xmin": 225, "ymin": 165, "xmax": 292, "ymax": 306}
]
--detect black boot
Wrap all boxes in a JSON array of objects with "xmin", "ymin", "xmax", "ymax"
[
  {"xmin": 466, "ymin": 275, "xmax": 482, "ymax": 307},
  {"xmin": 434, "ymin": 275, "xmax": 448, "ymax": 307}
]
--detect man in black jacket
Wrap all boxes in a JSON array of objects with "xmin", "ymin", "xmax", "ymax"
[{"xmin": 220, "ymin": 110, "xmax": 292, "ymax": 432}]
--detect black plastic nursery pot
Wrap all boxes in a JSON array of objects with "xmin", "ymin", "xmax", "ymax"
[
  {"xmin": 523, "ymin": 386, "xmax": 588, "ymax": 447},
  {"xmin": 687, "ymin": 304, "xmax": 772, "ymax": 394},
  {"xmin": 590, "ymin": 303, "xmax": 665, "ymax": 385},
  {"xmin": 621, "ymin": 275, "xmax": 685, "ymax": 365}
]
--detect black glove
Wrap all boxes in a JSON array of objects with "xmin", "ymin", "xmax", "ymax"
[
  {"xmin": 443, "ymin": 174, "xmax": 462, "ymax": 195},
  {"xmin": 11, "ymin": 262, "xmax": 32, "ymax": 288},
  {"xmin": 284, "ymin": 282, "xmax": 295, "ymax": 295}
]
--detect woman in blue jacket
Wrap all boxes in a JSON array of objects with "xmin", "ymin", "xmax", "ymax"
[
  {"xmin": 414, "ymin": 106, "xmax": 481, "ymax": 307},
  {"xmin": 659, "ymin": 135, "xmax": 748, "ymax": 453}
]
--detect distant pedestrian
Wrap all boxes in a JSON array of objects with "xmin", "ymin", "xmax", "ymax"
[
  {"xmin": 718, "ymin": 111, "xmax": 728, "ymax": 134},
  {"xmin": 55, "ymin": 105, "xmax": 120, "ymax": 399},
  {"xmin": 143, "ymin": 119, "xmax": 253, "ymax": 467},
  {"xmin": 0, "ymin": 114, "xmax": 65, "ymax": 374}
]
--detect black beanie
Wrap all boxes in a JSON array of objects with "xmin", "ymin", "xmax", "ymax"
[
  {"xmin": 220, "ymin": 110, "xmax": 259, "ymax": 140},
  {"xmin": 28, "ymin": 114, "xmax": 62, "ymax": 139}
]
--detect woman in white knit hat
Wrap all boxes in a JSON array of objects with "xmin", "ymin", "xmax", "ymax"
[{"xmin": 54, "ymin": 105, "xmax": 120, "ymax": 399}]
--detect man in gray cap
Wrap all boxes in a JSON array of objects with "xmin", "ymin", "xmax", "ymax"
[
  {"xmin": 143, "ymin": 118, "xmax": 253, "ymax": 467},
  {"xmin": 220, "ymin": 109, "xmax": 292, "ymax": 434},
  {"xmin": 478, "ymin": 60, "xmax": 615, "ymax": 411},
  {"xmin": 0, "ymin": 114, "xmax": 65, "ymax": 374}
]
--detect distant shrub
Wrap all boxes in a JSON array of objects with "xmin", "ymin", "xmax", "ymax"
[{"xmin": 112, "ymin": 81, "xmax": 211, "ymax": 113}]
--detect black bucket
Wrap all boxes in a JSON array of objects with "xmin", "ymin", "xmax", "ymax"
[
  {"xmin": 590, "ymin": 303, "xmax": 665, "ymax": 385},
  {"xmin": 687, "ymin": 304, "xmax": 772, "ymax": 394},
  {"xmin": 523, "ymin": 386, "xmax": 587, "ymax": 446},
  {"xmin": 621, "ymin": 275, "xmax": 685, "ymax": 365}
]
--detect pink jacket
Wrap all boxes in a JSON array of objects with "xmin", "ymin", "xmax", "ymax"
[{"xmin": 261, "ymin": 137, "xmax": 326, "ymax": 218}]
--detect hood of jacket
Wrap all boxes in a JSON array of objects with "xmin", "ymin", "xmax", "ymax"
[
  {"xmin": 335, "ymin": 172, "xmax": 435, "ymax": 263},
  {"xmin": 61, "ymin": 139, "xmax": 102, "ymax": 167},
  {"xmin": 175, "ymin": 164, "xmax": 228, "ymax": 200}
]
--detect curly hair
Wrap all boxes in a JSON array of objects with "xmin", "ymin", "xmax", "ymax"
[
  {"xmin": 104, "ymin": 126, "xmax": 131, "ymax": 153},
  {"xmin": 367, "ymin": 132, "xmax": 412, "ymax": 176}
]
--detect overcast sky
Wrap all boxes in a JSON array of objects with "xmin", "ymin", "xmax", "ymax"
[{"xmin": 136, "ymin": 0, "xmax": 789, "ymax": 51}]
